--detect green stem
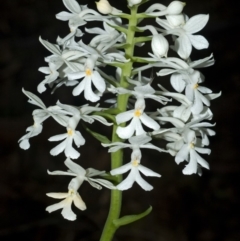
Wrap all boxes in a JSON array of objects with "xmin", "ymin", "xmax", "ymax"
[{"xmin": 99, "ymin": 5, "xmax": 138, "ymax": 241}]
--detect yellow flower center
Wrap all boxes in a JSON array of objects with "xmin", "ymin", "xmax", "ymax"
[
  {"xmin": 132, "ymin": 160, "xmax": 139, "ymax": 167},
  {"xmin": 68, "ymin": 129, "xmax": 74, "ymax": 136},
  {"xmin": 134, "ymin": 109, "xmax": 142, "ymax": 117},
  {"xmin": 189, "ymin": 142, "xmax": 195, "ymax": 149},
  {"xmin": 85, "ymin": 68, "xmax": 92, "ymax": 76},
  {"xmin": 193, "ymin": 83, "xmax": 199, "ymax": 89},
  {"xmin": 68, "ymin": 189, "xmax": 75, "ymax": 196}
]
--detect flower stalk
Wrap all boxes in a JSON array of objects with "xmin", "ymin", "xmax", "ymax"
[{"xmin": 99, "ymin": 5, "xmax": 139, "ymax": 241}]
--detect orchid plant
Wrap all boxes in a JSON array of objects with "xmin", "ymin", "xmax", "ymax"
[{"xmin": 19, "ymin": 0, "xmax": 220, "ymax": 240}]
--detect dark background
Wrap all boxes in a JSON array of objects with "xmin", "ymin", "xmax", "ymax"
[{"xmin": 0, "ymin": 0, "xmax": 239, "ymax": 241}]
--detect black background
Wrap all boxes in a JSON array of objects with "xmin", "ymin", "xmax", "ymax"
[{"xmin": 0, "ymin": 0, "xmax": 239, "ymax": 240}]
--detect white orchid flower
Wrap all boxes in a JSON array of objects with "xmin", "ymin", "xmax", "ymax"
[
  {"xmin": 46, "ymin": 177, "xmax": 86, "ymax": 221},
  {"xmin": 159, "ymin": 68, "xmax": 212, "ymax": 115},
  {"xmin": 175, "ymin": 129, "xmax": 210, "ymax": 175},
  {"xmin": 68, "ymin": 55, "xmax": 106, "ymax": 102},
  {"xmin": 86, "ymin": 20, "xmax": 125, "ymax": 51},
  {"xmin": 49, "ymin": 111, "xmax": 85, "ymax": 159},
  {"xmin": 102, "ymin": 134, "xmax": 166, "ymax": 153},
  {"xmin": 157, "ymin": 83, "xmax": 220, "ymax": 121},
  {"xmin": 48, "ymin": 157, "xmax": 115, "ymax": 190},
  {"xmin": 110, "ymin": 149, "xmax": 161, "ymax": 191},
  {"xmin": 22, "ymin": 89, "xmax": 70, "ymax": 126},
  {"xmin": 38, "ymin": 37, "xmax": 91, "ymax": 92},
  {"xmin": 156, "ymin": 14, "xmax": 209, "ymax": 59},
  {"xmin": 18, "ymin": 89, "xmax": 71, "ymax": 150},
  {"xmin": 116, "ymin": 98, "xmax": 160, "ymax": 139},
  {"xmin": 56, "ymin": 0, "xmax": 102, "ymax": 29}
]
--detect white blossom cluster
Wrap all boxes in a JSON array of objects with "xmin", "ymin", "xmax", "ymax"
[{"xmin": 19, "ymin": 0, "xmax": 220, "ymax": 221}]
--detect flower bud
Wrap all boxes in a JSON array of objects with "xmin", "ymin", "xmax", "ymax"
[
  {"xmin": 166, "ymin": 14, "xmax": 185, "ymax": 27},
  {"xmin": 167, "ymin": 1, "xmax": 186, "ymax": 15},
  {"xmin": 96, "ymin": 0, "xmax": 113, "ymax": 14},
  {"xmin": 151, "ymin": 34, "xmax": 169, "ymax": 58},
  {"xmin": 128, "ymin": 0, "xmax": 142, "ymax": 7}
]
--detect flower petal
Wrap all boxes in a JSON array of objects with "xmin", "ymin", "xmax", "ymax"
[
  {"xmin": 19, "ymin": 139, "xmax": 30, "ymax": 150},
  {"xmin": 92, "ymin": 71, "xmax": 106, "ymax": 93},
  {"xmin": 116, "ymin": 168, "xmax": 136, "ymax": 190},
  {"xmin": 73, "ymin": 193, "xmax": 86, "ymax": 210},
  {"xmin": 61, "ymin": 199, "xmax": 76, "ymax": 221},
  {"xmin": 140, "ymin": 113, "xmax": 160, "ymax": 130},
  {"xmin": 138, "ymin": 165, "xmax": 161, "ymax": 177},
  {"xmin": 64, "ymin": 158, "xmax": 86, "ymax": 176},
  {"xmin": 115, "ymin": 110, "xmax": 134, "ymax": 125},
  {"xmin": 48, "ymin": 133, "xmax": 68, "ymax": 142},
  {"xmin": 195, "ymin": 147, "xmax": 211, "ymax": 155},
  {"xmin": 74, "ymin": 131, "xmax": 85, "ymax": 147},
  {"xmin": 63, "ymin": 0, "xmax": 81, "ymax": 14},
  {"xmin": 116, "ymin": 119, "xmax": 136, "ymax": 139},
  {"xmin": 183, "ymin": 14, "xmax": 209, "ymax": 34},
  {"xmin": 72, "ymin": 78, "xmax": 86, "ymax": 96},
  {"xmin": 175, "ymin": 144, "xmax": 189, "ymax": 164},
  {"xmin": 170, "ymin": 73, "xmax": 186, "ymax": 92},
  {"xmin": 110, "ymin": 163, "xmax": 131, "ymax": 176},
  {"xmin": 46, "ymin": 199, "xmax": 67, "ymax": 213},
  {"xmin": 134, "ymin": 118, "xmax": 146, "ymax": 136},
  {"xmin": 50, "ymin": 140, "xmax": 67, "ymax": 156},
  {"xmin": 84, "ymin": 76, "xmax": 100, "ymax": 102},
  {"xmin": 46, "ymin": 193, "xmax": 69, "ymax": 199},
  {"xmin": 135, "ymin": 171, "xmax": 153, "ymax": 191},
  {"xmin": 56, "ymin": 11, "xmax": 74, "ymax": 21},
  {"xmin": 65, "ymin": 137, "xmax": 80, "ymax": 159},
  {"xmin": 182, "ymin": 149, "xmax": 198, "ymax": 175},
  {"xmin": 195, "ymin": 152, "xmax": 210, "ymax": 169},
  {"xmin": 188, "ymin": 34, "xmax": 209, "ymax": 50},
  {"xmin": 175, "ymin": 35, "xmax": 192, "ymax": 59},
  {"xmin": 129, "ymin": 135, "xmax": 152, "ymax": 146}
]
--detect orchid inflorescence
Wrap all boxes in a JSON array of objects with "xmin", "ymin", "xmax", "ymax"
[{"xmin": 19, "ymin": 0, "xmax": 220, "ymax": 239}]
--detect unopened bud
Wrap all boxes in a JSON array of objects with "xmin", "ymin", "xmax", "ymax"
[
  {"xmin": 128, "ymin": 0, "xmax": 142, "ymax": 7},
  {"xmin": 151, "ymin": 34, "xmax": 169, "ymax": 58},
  {"xmin": 96, "ymin": 0, "xmax": 113, "ymax": 14},
  {"xmin": 166, "ymin": 14, "xmax": 185, "ymax": 27},
  {"xmin": 167, "ymin": 1, "xmax": 186, "ymax": 15}
]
